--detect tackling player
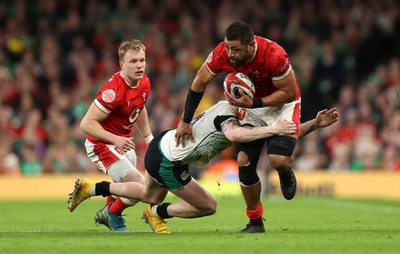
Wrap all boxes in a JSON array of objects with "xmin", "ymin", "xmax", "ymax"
[
  {"xmin": 175, "ymin": 21, "xmax": 302, "ymax": 233},
  {"xmin": 78, "ymin": 39, "xmax": 155, "ymax": 232},
  {"xmin": 69, "ymin": 101, "xmax": 339, "ymax": 233}
]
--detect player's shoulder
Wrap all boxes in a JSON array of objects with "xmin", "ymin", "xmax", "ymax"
[
  {"xmin": 256, "ymin": 36, "xmax": 287, "ymax": 55},
  {"xmin": 207, "ymin": 42, "xmax": 230, "ymax": 74},
  {"xmin": 96, "ymin": 72, "xmax": 126, "ymax": 100},
  {"xmin": 212, "ymin": 41, "xmax": 227, "ymax": 56},
  {"xmin": 140, "ymin": 73, "xmax": 151, "ymax": 86},
  {"xmin": 103, "ymin": 71, "xmax": 124, "ymax": 88}
]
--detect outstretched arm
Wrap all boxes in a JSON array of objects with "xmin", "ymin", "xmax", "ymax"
[
  {"xmin": 298, "ymin": 108, "xmax": 339, "ymax": 138},
  {"xmin": 223, "ymin": 118, "xmax": 297, "ymax": 143}
]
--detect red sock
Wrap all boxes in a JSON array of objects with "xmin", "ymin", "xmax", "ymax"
[
  {"xmin": 109, "ymin": 197, "xmax": 129, "ymax": 215},
  {"xmin": 104, "ymin": 195, "xmax": 116, "ymax": 208},
  {"xmin": 246, "ymin": 203, "xmax": 263, "ymax": 220}
]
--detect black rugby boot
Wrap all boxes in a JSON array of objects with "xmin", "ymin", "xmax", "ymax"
[
  {"xmin": 278, "ymin": 169, "xmax": 297, "ymax": 200},
  {"xmin": 239, "ymin": 218, "xmax": 265, "ymax": 233}
]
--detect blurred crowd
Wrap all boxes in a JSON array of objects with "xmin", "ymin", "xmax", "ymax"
[{"xmin": 0, "ymin": 0, "xmax": 399, "ymax": 176}]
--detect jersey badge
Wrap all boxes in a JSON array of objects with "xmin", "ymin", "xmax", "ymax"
[
  {"xmin": 102, "ymin": 89, "xmax": 116, "ymax": 103},
  {"xmin": 181, "ymin": 171, "xmax": 190, "ymax": 181},
  {"xmin": 253, "ymin": 70, "xmax": 261, "ymax": 78}
]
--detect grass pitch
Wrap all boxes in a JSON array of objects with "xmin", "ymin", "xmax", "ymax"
[{"xmin": 0, "ymin": 194, "xmax": 399, "ymax": 254}]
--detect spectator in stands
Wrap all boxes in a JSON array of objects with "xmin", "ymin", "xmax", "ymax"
[{"xmin": 0, "ymin": 0, "xmax": 399, "ymax": 175}]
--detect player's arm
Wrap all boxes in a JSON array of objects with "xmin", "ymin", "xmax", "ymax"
[
  {"xmin": 175, "ymin": 62, "xmax": 216, "ymax": 147},
  {"xmin": 80, "ymin": 102, "xmax": 114, "ymax": 142},
  {"xmin": 298, "ymin": 108, "xmax": 339, "ymax": 138},
  {"xmin": 267, "ymin": 70, "xmax": 298, "ymax": 106},
  {"xmin": 222, "ymin": 118, "xmax": 296, "ymax": 143},
  {"xmin": 80, "ymin": 103, "xmax": 135, "ymax": 152},
  {"xmin": 135, "ymin": 106, "xmax": 153, "ymax": 145}
]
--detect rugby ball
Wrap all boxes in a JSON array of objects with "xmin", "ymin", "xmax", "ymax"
[{"xmin": 223, "ymin": 72, "xmax": 255, "ymax": 99}]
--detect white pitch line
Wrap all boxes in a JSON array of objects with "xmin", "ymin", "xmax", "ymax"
[{"xmin": 298, "ymin": 198, "xmax": 400, "ymax": 213}]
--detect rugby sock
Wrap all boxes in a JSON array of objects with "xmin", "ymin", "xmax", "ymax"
[
  {"xmin": 109, "ymin": 197, "xmax": 129, "ymax": 215},
  {"xmin": 246, "ymin": 203, "xmax": 264, "ymax": 225},
  {"xmin": 151, "ymin": 203, "xmax": 173, "ymax": 219},
  {"xmin": 93, "ymin": 181, "xmax": 111, "ymax": 197},
  {"xmin": 104, "ymin": 195, "xmax": 116, "ymax": 208}
]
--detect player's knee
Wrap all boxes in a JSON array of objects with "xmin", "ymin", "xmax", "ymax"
[
  {"xmin": 122, "ymin": 170, "xmax": 145, "ymax": 184},
  {"xmin": 197, "ymin": 197, "xmax": 217, "ymax": 216},
  {"xmin": 266, "ymin": 136, "xmax": 296, "ymax": 172},
  {"xmin": 238, "ymin": 165, "xmax": 259, "ymax": 186},
  {"xmin": 237, "ymin": 151, "xmax": 249, "ymax": 167},
  {"xmin": 269, "ymin": 154, "xmax": 293, "ymax": 172},
  {"xmin": 141, "ymin": 191, "xmax": 162, "ymax": 205}
]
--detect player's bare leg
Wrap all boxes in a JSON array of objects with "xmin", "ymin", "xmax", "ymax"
[
  {"xmin": 141, "ymin": 174, "xmax": 217, "ymax": 233},
  {"xmin": 269, "ymin": 154, "xmax": 296, "ymax": 200},
  {"xmin": 168, "ymin": 179, "xmax": 217, "ymax": 218},
  {"xmin": 141, "ymin": 172, "xmax": 170, "ymax": 233}
]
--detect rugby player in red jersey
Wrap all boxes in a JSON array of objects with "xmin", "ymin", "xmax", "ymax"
[
  {"xmin": 79, "ymin": 39, "xmax": 168, "ymax": 232},
  {"xmin": 175, "ymin": 21, "xmax": 301, "ymax": 233}
]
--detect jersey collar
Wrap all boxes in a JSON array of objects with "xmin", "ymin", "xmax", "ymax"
[{"xmin": 120, "ymin": 71, "xmax": 139, "ymax": 88}]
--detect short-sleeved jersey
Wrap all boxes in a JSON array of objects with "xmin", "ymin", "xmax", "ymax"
[
  {"xmin": 159, "ymin": 101, "xmax": 240, "ymax": 166},
  {"xmin": 87, "ymin": 71, "xmax": 151, "ymax": 144},
  {"xmin": 206, "ymin": 36, "xmax": 301, "ymax": 100}
]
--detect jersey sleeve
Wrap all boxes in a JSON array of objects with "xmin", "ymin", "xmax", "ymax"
[
  {"xmin": 94, "ymin": 78, "xmax": 121, "ymax": 114},
  {"xmin": 205, "ymin": 43, "xmax": 226, "ymax": 75},
  {"xmin": 268, "ymin": 43, "xmax": 292, "ymax": 81}
]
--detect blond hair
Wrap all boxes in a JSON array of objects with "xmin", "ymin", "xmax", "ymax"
[{"xmin": 118, "ymin": 39, "xmax": 146, "ymax": 61}]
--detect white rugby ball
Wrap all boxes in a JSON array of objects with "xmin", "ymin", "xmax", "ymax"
[{"xmin": 223, "ymin": 72, "xmax": 255, "ymax": 99}]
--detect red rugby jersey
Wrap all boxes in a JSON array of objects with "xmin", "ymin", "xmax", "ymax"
[
  {"xmin": 206, "ymin": 36, "xmax": 301, "ymax": 100},
  {"xmin": 88, "ymin": 71, "xmax": 151, "ymax": 144}
]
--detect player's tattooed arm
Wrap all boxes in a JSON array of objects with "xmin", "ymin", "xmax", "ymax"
[{"xmin": 298, "ymin": 108, "xmax": 339, "ymax": 138}]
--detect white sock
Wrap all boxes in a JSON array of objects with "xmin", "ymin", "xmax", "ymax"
[
  {"xmin": 89, "ymin": 185, "xmax": 96, "ymax": 196},
  {"xmin": 151, "ymin": 205, "xmax": 161, "ymax": 218}
]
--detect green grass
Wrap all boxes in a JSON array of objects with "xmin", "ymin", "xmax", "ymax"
[{"xmin": 0, "ymin": 195, "xmax": 399, "ymax": 254}]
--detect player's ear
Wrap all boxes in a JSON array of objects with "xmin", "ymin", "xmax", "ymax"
[{"xmin": 248, "ymin": 40, "xmax": 255, "ymax": 51}]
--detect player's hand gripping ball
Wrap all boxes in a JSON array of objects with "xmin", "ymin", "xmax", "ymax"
[{"xmin": 223, "ymin": 72, "xmax": 255, "ymax": 99}]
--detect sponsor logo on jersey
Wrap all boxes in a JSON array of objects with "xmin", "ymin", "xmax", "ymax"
[
  {"xmin": 128, "ymin": 108, "xmax": 141, "ymax": 123},
  {"xmin": 102, "ymin": 89, "xmax": 116, "ymax": 103},
  {"xmin": 142, "ymin": 92, "xmax": 147, "ymax": 102},
  {"xmin": 181, "ymin": 171, "xmax": 189, "ymax": 181}
]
